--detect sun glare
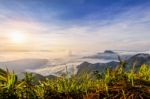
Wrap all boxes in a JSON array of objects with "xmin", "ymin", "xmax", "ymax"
[{"xmin": 10, "ymin": 31, "xmax": 27, "ymax": 44}]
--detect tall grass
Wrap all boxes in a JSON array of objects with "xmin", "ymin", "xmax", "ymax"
[{"xmin": 0, "ymin": 64, "xmax": 150, "ymax": 99}]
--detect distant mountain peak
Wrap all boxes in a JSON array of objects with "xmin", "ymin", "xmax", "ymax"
[
  {"xmin": 127, "ymin": 53, "xmax": 150, "ymax": 67},
  {"xmin": 133, "ymin": 53, "xmax": 150, "ymax": 58},
  {"xmin": 104, "ymin": 50, "xmax": 116, "ymax": 54}
]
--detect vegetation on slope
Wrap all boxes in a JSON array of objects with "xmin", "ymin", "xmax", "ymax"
[{"xmin": 0, "ymin": 64, "xmax": 150, "ymax": 99}]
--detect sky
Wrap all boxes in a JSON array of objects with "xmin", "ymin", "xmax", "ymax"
[{"xmin": 0, "ymin": 0, "xmax": 150, "ymax": 53}]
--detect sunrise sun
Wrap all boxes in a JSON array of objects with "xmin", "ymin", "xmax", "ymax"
[{"xmin": 10, "ymin": 31, "xmax": 27, "ymax": 44}]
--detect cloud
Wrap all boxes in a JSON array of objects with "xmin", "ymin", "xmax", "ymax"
[{"xmin": 0, "ymin": 1, "xmax": 149, "ymax": 52}]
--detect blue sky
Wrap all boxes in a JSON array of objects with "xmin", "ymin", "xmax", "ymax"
[{"xmin": 0, "ymin": 0, "xmax": 150, "ymax": 52}]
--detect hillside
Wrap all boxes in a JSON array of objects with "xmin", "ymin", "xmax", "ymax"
[
  {"xmin": 0, "ymin": 53, "xmax": 149, "ymax": 99},
  {"xmin": 77, "ymin": 53, "xmax": 150, "ymax": 75},
  {"xmin": 0, "ymin": 63, "xmax": 150, "ymax": 98}
]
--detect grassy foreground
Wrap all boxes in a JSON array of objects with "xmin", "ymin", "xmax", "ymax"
[{"xmin": 0, "ymin": 64, "xmax": 150, "ymax": 99}]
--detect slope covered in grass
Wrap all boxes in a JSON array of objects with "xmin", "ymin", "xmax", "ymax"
[{"xmin": 0, "ymin": 64, "xmax": 150, "ymax": 99}]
